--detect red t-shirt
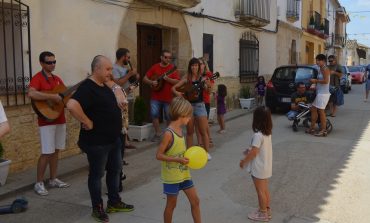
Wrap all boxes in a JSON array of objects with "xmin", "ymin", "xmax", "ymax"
[
  {"xmin": 146, "ymin": 63, "xmax": 180, "ymax": 103},
  {"xmin": 202, "ymin": 71, "xmax": 214, "ymax": 104},
  {"xmin": 29, "ymin": 71, "xmax": 66, "ymax": 126}
]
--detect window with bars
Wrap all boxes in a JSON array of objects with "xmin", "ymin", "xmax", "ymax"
[
  {"xmin": 0, "ymin": 0, "xmax": 31, "ymax": 106},
  {"xmin": 239, "ymin": 32, "xmax": 259, "ymax": 83}
]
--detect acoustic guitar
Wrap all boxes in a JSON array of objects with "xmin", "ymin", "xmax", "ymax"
[
  {"xmin": 149, "ymin": 66, "xmax": 177, "ymax": 91},
  {"xmin": 179, "ymin": 72, "xmax": 220, "ymax": 102}
]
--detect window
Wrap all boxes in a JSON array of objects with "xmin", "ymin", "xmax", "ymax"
[
  {"xmin": 239, "ymin": 32, "xmax": 259, "ymax": 83},
  {"xmin": 0, "ymin": 1, "xmax": 31, "ymax": 106},
  {"xmin": 203, "ymin": 34, "xmax": 213, "ymax": 71}
]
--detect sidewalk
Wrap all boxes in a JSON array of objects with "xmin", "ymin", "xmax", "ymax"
[{"xmin": 0, "ymin": 108, "xmax": 251, "ymax": 200}]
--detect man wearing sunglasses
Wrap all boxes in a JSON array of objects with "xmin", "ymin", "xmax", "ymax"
[
  {"xmin": 28, "ymin": 51, "xmax": 70, "ymax": 196},
  {"xmin": 143, "ymin": 50, "xmax": 180, "ymax": 142},
  {"xmin": 327, "ymin": 55, "xmax": 344, "ymax": 117}
]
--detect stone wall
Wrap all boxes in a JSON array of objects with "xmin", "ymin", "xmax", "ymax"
[{"xmin": 3, "ymin": 105, "xmax": 81, "ymax": 173}]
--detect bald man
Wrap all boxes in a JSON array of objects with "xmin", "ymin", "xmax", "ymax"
[{"xmin": 67, "ymin": 55, "xmax": 134, "ymax": 222}]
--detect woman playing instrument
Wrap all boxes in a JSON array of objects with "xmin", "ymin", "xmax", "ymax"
[{"xmin": 172, "ymin": 58, "xmax": 212, "ymax": 160}]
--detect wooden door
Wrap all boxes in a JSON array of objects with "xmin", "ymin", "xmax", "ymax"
[{"xmin": 137, "ymin": 25, "xmax": 162, "ymax": 121}]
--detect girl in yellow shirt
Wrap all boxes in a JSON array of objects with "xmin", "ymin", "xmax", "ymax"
[{"xmin": 156, "ymin": 97, "xmax": 201, "ymax": 223}]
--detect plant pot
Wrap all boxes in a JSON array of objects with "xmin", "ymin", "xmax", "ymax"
[
  {"xmin": 0, "ymin": 159, "xmax": 11, "ymax": 186},
  {"xmin": 128, "ymin": 123, "xmax": 153, "ymax": 142},
  {"xmin": 239, "ymin": 98, "xmax": 255, "ymax": 110},
  {"xmin": 208, "ymin": 107, "xmax": 216, "ymax": 123}
]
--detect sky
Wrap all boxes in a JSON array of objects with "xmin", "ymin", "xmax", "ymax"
[{"xmin": 340, "ymin": 0, "xmax": 370, "ymax": 47}]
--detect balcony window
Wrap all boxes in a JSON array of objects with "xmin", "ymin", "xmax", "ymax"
[
  {"xmin": 286, "ymin": 0, "xmax": 300, "ymax": 22},
  {"xmin": 235, "ymin": 0, "xmax": 270, "ymax": 28}
]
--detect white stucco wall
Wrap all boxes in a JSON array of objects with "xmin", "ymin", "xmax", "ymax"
[
  {"xmin": 276, "ymin": 0, "xmax": 302, "ymax": 29},
  {"xmin": 23, "ymin": 0, "xmax": 130, "ymax": 85},
  {"xmin": 184, "ymin": 0, "xmax": 277, "ymax": 77}
]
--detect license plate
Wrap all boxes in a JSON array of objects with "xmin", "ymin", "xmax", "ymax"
[{"xmin": 281, "ymin": 97, "xmax": 291, "ymax": 103}]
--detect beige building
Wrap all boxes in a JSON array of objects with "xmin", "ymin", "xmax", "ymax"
[{"xmin": 1, "ymin": 0, "xmax": 279, "ymax": 173}]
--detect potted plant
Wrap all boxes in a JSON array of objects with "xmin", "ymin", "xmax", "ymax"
[
  {"xmin": 128, "ymin": 96, "xmax": 153, "ymax": 141},
  {"xmin": 308, "ymin": 15, "xmax": 315, "ymax": 29},
  {"xmin": 319, "ymin": 23, "xmax": 325, "ymax": 33},
  {"xmin": 0, "ymin": 142, "xmax": 11, "ymax": 186},
  {"xmin": 239, "ymin": 85, "xmax": 255, "ymax": 110}
]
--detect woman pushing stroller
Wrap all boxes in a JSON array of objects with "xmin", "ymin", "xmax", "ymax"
[{"xmin": 306, "ymin": 54, "xmax": 331, "ymax": 137}]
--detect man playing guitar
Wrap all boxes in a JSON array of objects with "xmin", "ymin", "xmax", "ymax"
[
  {"xmin": 28, "ymin": 51, "xmax": 70, "ymax": 196},
  {"xmin": 143, "ymin": 50, "xmax": 180, "ymax": 142}
]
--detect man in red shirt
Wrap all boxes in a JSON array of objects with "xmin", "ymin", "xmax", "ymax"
[
  {"xmin": 143, "ymin": 50, "xmax": 180, "ymax": 142},
  {"xmin": 28, "ymin": 51, "xmax": 70, "ymax": 196}
]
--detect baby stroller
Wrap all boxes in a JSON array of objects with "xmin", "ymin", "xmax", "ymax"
[{"xmin": 291, "ymin": 103, "xmax": 333, "ymax": 134}]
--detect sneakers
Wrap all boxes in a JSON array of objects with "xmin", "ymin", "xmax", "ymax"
[
  {"xmin": 34, "ymin": 182, "xmax": 48, "ymax": 196},
  {"xmin": 92, "ymin": 204, "xmax": 109, "ymax": 223},
  {"xmin": 49, "ymin": 178, "xmax": 70, "ymax": 188},
  {"xmin": 247, "ymin": 209, "xmax": 269, "ymax": 222},
  {"xmin": 106, "ymin": 201, "xmax": 134, "ymax": 213},
  {"xmin": 151, "ymin": 134, "xmax": 161, "ymax": 142},
  {"xmin": 207, "ymin": 153, "xmax": 212, "ymax": 161}
]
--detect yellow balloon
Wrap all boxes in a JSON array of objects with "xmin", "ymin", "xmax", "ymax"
[{"xmin": 184, "ymin": 146, "xmax": 208, "ymax": 169}]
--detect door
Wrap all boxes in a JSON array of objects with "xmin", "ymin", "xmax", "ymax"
[{"xmin": 137, "ymin": 25, "xmax": 162, "ymax": 121}]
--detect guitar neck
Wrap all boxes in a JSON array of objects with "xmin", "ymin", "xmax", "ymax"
[{"xmin": 61, "ymin": 74, "xmax": 92, "ymax": 97}]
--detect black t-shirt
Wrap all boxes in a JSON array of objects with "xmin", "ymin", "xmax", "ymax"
[
  {"xmin": 72, "ymin": 79, "xmax": 122, "ymax": 146},
  {"xmin": 291, "ymin": 91, "xmax": 311, "ymax": 105}
]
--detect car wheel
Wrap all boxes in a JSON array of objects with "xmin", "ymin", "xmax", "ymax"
[{"xmin": 343, "ymin": 85, "xmax": 349, "ymax": 94}]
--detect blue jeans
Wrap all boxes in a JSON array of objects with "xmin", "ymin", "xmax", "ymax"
[
  {"xmin": 151, "ymin": 100, "xmax": 169, "ymax": 120},
  {"xmin": 79, "ymin": 138, "xmax": 122, "ymax": 207},
  {"xmin": 286, "ymin": 110, "xmax": 299, "ymax": 120}
]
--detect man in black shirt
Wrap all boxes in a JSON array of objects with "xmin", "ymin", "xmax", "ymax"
[
  {"xmin": 67, "ymin": 55, "xmax": 134, "ymax": 222},
  {"xmin": 286, "ymin": 82, "xmax": 311, "ymax": 120}
]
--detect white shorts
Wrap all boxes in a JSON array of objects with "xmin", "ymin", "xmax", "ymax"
[
  {"xmin": 312, "ymin": 93, "xmax": 330, "ymax": 110},
  {"xmin": 39, "ymin": 124, "xmax": 66, "ymax": 154}
]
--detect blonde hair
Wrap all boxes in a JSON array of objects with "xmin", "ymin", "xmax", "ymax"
[
  {"xmin": 198, "ymin": 57, "xmax": 210, "ymax": 73},
  {"xmin": 169, "ymin": 97, "xmax": 193, "ymax": 121}
]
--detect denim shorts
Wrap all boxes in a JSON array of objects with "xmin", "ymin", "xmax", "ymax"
[
  {"xmin": 163, "ymin": 180, "xmax": 194, "ymax": 195},
  {"xmin": 191, "ymin": 102, "xmax": 207, "ymax": 117},
  {"xmin": 151, "ymin": 100, "xmax": 169, "ymax": 120}
]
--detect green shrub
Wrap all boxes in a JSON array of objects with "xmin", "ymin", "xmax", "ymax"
[
  {"xmin": 240, "ymin": 85, "xmax": 251, "ymax": 98},
  {"xmin": 133, "ymin": 96, "xmax": 147, "ymax": 126}
]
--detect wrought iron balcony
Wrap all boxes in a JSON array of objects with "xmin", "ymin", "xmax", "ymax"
[
  {"xmin": 286, "ymin": 0, "xmax": 300, "ymax": 22},
  {"xmin": 140, "ymin": 0, "xmax": 201, "ymax": 10},
  {"xmin": 334, "ymin": 35, "xmax": 345, "ymax": 48},
  {"xmin": 235, "ymin": 0, "xmax": 271, "ymax": 28}
]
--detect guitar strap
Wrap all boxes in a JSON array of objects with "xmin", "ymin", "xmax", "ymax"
[{"xmin": 41, "ymin": 69, "xmax": 56, "ymax": 85}]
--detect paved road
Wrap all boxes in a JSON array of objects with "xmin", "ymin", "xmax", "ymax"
[{"xmin": 1, "ymin": 84, "xmax": 369, "ymax": 223}]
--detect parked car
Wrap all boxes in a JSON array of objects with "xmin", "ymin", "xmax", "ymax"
[
  {"xmin": 348, "ymin": 65, "xmax": 366, "ymax": 84},
  {"xmin": 340, "ymin": 65, "xmax": 352, "ymax": 93},
  {"xmin": 266, "ymin": 65, "xmax": 317, "ymax": 111}
]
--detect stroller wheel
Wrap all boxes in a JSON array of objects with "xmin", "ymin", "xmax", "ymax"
[
  {"xmin": 303, "ymin": 118, "xmax": 310, "ymax": 128},
  {"xmin": 326, "ymin": 119, "xmax": 333, "ymax": 134},
  {"xmin": 292, "ymin": 124, "xmax": 298, "ymax": 132}
]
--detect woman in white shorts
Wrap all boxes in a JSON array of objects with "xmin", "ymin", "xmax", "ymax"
[{"xmin": 306, "ymin": 54, "xmax": 330, "ymax": 136}]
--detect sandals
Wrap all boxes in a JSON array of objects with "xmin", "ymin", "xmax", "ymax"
[
  {"xmin": 305, "ymin": 128, "xmax": 315, "ymax": 134},
  {"xmin": 314, "ymin": 130, "xmax": 327, "ymax": 137}
]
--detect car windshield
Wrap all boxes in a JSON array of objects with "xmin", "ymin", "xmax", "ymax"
[
  {"xmin": 274, "ymin": 67, "xmax": 317, "ymax": 81},
  {"xmin": 348, "ymin": 66, "xmax": 362, "ymax": 72}
]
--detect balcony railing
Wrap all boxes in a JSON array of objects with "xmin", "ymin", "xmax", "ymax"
[
  {"xmin": 235, "ymin": 0, "xmax": 271, "ymax": 28},
  {"xmin": 334, "ymin": 35, "xmax": 345, "ymax": 48},
  {"xmin": 286, "ymin": 0, "xmax": 300, "ymax": 22},
  {"xmin": 306, "ymin": 11, "xmax": 329, "ymax": 39},
  {"xmin": 140, "ymin": 0, "xmax": 201, "ymax": 10}
]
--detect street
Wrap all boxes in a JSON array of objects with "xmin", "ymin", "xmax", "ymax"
[{"xmin": 1, "ymin": 84, "xmax": 370, "ymax": 223}]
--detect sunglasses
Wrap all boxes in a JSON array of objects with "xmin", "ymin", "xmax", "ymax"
[
  {"xmin": 328, "ymin": 60, "xmax": 334, "ymax": 63},
  {"xmin": 163, "ymin": 56, "xmax": 172, "ymax": 59},
  {"xmin": 44, "ymin": 60, "xmax": 56, "ymax": 65}
]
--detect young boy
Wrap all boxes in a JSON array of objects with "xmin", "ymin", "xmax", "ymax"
[{"xmin": 156, "ymin": 97, "xmax": 201, "ymax": 223}]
